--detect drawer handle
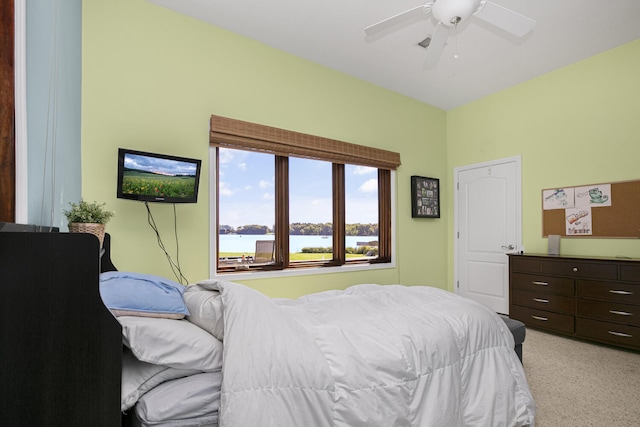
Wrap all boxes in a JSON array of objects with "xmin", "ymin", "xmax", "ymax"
[
  {"xmin": 609, "ymin": 290, "xmax": 634, "ymax": 295},
  {"xmin": 608, "ymin": 331, "xmax": 633, "ymax": 338},
  {"xmin": 609, "ymin": 310, "xmax": 633, "ymax": 316},
  {"xmin": 572, "ymin": 267, "xmax": 578, "ymax": 272},
  {"xmin": 533, "ymin": 298, "xmax": 549, "ymax": 303},
  {"xmin": 532, "ymin": 281, "xmax": 549, "ymax": 286},
  {"xmin": 531, "ymin": 315, "xmax": 548, "ymax": 321}
]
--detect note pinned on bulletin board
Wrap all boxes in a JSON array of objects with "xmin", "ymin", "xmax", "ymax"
[{"xmin": 542, "ymin": 180, "xmax": 640, "ymax": 238}]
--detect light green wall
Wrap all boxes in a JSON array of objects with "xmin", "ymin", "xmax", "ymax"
[
  {"xmin": 82, "ymin": 0, "xmax": 639, "ymax": 298},
  {"xmin": 447, "ymin": 40, "xmax": 640, "ymax": 287},
  {"xmin": 81, "ymin": 0, "xmax": 448, "ymax": 297}
]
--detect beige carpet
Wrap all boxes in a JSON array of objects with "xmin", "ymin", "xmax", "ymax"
[{"xmin": 522, "ymin": 328, "xmax": 640, "ymax": 426}]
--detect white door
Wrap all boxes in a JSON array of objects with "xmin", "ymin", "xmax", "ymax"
[{"xmin": 454, "ymin": 156, "xmax": 521, "ymax": 314}]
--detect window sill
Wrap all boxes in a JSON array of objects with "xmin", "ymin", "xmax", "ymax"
[{"xmin": 212, "ymin": 259, "xmax": 396, "ymax": 281}]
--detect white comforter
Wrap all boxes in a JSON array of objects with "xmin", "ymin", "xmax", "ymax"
[{"xmin": 188, "ymin": 281, "xmax": 535, "ymax": 427}]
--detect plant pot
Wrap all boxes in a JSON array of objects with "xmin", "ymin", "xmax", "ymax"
[{"xmin": 68, "ymin": 223, "xmax": 106, "ymax": 247}]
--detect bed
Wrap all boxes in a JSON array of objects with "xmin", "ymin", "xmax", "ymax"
[{"xmin": 99, "ymin": 235, "xmax": 535, "ymax": 427}]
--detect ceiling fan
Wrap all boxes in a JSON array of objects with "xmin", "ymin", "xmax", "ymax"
[{"xmin": 364, "ymin": 0, "xmax": 536, "ymax": 68}]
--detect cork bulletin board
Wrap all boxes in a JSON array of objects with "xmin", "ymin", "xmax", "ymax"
[{"xmin": 542, "ymin": 179, "xmax": 640, "ymax": 238}]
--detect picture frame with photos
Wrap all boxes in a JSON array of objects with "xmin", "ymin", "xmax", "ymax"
[{"xmin": 411, "ymin": 176, "xmax": 440, "ymax": 218}]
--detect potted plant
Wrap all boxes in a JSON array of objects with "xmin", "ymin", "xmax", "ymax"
[{"xmin": 63, "ymin": 200, "xmax": 115, "ymax": 247}]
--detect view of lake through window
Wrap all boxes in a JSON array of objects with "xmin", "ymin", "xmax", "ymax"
[{"xmin": 217, "ymin": 148, "xmax": 379, "ymax": 262}]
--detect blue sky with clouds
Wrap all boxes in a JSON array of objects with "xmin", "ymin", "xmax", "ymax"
[
  {"xmin": 218, "ymin": 148, "xmax": 378, "ymax": 228},
  {"xmin": 124, "ymin": 152, "xmax": 198, "ymax": 176}
]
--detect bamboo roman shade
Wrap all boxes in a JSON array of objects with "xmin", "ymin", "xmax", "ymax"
[{"xmin": 210, "ymin": 115, "xmax": 401, "ymax": 170}]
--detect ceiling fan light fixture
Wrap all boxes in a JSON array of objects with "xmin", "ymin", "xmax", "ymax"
[{"xmin": 432, "ymin": 0, "xmax": 482, "ymax": 26}]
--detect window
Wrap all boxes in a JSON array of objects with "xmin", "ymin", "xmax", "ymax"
[
  {"xmin": 210, "ymin": 115, "xmax": 400, "ymax": 274},
  {"xmin": 345, "ymin": 164, "xmax": 379, "ymax": 259},
  {"xmin": 217, "ymin": 149, "xmax": 275, "ymax": 267},
  {"xmin": 288, "ymin": 157, "xmax": 333, "ymax": 263}
]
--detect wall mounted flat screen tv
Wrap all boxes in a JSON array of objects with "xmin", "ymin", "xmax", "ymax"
[{"xmin": 117, "ymin": 148, "xmax": 202, "ymax": 203}]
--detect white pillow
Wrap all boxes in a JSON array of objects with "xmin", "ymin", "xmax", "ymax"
[
  {"xmin": 184, "ymin": 283, "xmax": 224, "ymax": 340},
  {"xmin": 119, "ymin": 316, "xmax": 223, "ymax": 372},
  {"xmin": 135, "ymin": 372, "xmax": 222, "ymax": 424},
  {"xmin": 121, "ymin": 348, "xmax": 200, "ymax": 411}
]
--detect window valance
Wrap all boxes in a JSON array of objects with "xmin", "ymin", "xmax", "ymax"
[{"xmin": 210, "ymin": 115, "xmax": 401, "ymax": 170}]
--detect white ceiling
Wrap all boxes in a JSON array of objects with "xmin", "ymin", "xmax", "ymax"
[{"xmin": 148, "ymin": 0, "xmax": 640, "ymax": 110}]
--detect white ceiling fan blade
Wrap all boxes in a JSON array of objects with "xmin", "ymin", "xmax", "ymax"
[
  {"xmin": 474, "ymin": 1, "xmax": 536, "ymax": 37},
  {"xmin": 423, "ymin": 23, "xmax": 449, "ymax": 69},
  {"xmin": 365, "ymin": 5, "xmax": 428, "ymax": 37}
]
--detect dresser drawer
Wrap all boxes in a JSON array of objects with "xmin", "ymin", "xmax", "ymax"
[
  {"xmin": 577, "ymin": 299, "xmax": 640, "ymax": 326},
  {"xmin": 575, "ymin": 317, "xmax": 640, "ymax": 350},
  {"xmin": 510, "ymin": 305, "xmax": 574, "ymax": 334},
  {"xmin": 577, "ymin": 280, "xmax": 640, "ymax": 304},
  {"xmin": 510, "ymin": 256, "xmax": 541, "ymax": 273},
  {"xmin": 620, "ymin": 264, "xmax": 640, "ymax": 283},
  {"xmin": 510, "ymin": 273, "xmax": 574, "ymax": 296},
  {"xmin": 542, "ymin": 260, "xmax": 617, "ymax": 280},
  {"xmin": 512, "ymin": 289, "xmax": 575, "ymax": 314}
]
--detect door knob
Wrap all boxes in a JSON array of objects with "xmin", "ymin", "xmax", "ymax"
[{"xmin": 501, "ymin": 244, "xmax": 515, "ymax": 250}]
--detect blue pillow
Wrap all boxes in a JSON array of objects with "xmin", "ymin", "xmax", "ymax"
[{"xmin": 100, "ymin": 271, "xmax": 190, "ymax": 319}]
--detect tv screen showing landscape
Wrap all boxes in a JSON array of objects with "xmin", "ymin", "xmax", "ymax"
[{"xmin": 117, "ymin": 148, "xmax": 201, "ymax": 203}]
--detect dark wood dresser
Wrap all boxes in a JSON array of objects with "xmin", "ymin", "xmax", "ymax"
[{"xmin": 508, "ymin": 253, "xmax": 640, "ymax": 351}]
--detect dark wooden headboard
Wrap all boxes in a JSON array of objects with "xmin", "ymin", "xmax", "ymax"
[{"xmin": 0, "ymin": 232, "xmax": 122, "ymax": 426}]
